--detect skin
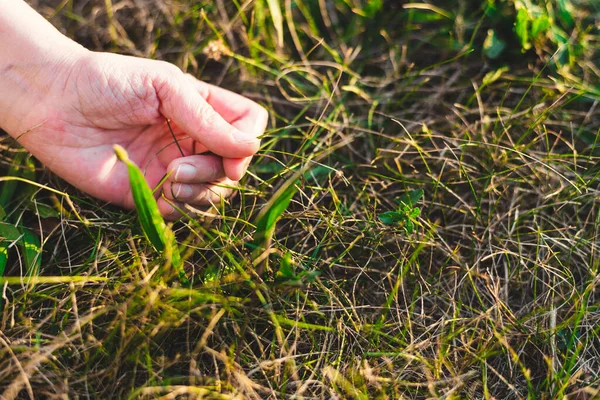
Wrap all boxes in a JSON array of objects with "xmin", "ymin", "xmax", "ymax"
[{"xmin": 0, "ymin": 0, "xmax": 267, "ymax": 220}]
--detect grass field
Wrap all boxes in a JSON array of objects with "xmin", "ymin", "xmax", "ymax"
[{"xmin": 1, "ymin": 0, "xmax": 599, "ymax": 398}]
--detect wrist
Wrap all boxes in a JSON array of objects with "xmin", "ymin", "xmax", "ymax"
[{"xmin": 0, "ymin": 0, "xmax": 89, "ymax": 137}]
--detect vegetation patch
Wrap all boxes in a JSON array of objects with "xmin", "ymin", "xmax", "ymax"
[{"xmin": 1, "ymin": 0, "xmax": 599, "ymax": 398}]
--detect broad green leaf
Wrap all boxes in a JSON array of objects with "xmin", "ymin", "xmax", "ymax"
[
  {"xmin": 30, "ymin": 203, "xmax": 60, "ymax": 219},
  {"xmin": 0, "ymin": 221, "xmax": 21, "ymax": 241},
  {"xmin": 378, "ymin": 211, "xmax": 404, "ymax": 226},
  {"xmin": 114, "ymin": 145, "xmax": 186, "ymax": 282},
  {"xmin": 483, "ymin": 29, "xmax": 506, "ymax": 59},
  {"xmin": 0, "ymin": 205, "xmax": 5, "ymax": 221},
  {"xmin": 0, "ymin": 222, "xmax": 42, "ymax": 277},
  {"xmin": 396, "ymin": 189, "xmax": 424, "ymax": 207},
  {"xmin": 515, "ymin": 7, "xmax": 531, "ymax": 50},
  {"xmin": 265, "ymin": 0, "xmax": 284, "ymax": 47}
]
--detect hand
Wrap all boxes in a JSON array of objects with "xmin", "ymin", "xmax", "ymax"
[{"xmin": 4, "ymin": 51, "xmax": 267, "ymax": 219}]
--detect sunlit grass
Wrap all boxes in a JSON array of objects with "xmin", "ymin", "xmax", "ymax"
[{"xmin": 0, "ymin": 0, "xmax": 599, "ymax": 398}]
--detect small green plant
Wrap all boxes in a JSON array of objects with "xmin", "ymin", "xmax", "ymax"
[
  {"xmin": 0, "ymin": 152, "xmax": 42, "ymax": 279},
  {"xmin": 378, "ymin": 189, "xmax": 424, "ymax": 234},
  {"xmin": 484, "ymin": 0, "xmax": 583, "ymax": 69},
  {"xmin": 114, "ymin": 145, "xmax": 187, "ymax": 283}
]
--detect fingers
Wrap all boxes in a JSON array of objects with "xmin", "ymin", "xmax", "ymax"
[
  {"xmin": 223, "ymin": 157, "xmax": 253, "ymax": 181},
  {"xmin": 185, "ymin": 76, "xmax": 269, "ymax": 137},
  {"xmin": 166, "ymin": 154, "xmax": 225, "ymax": 183},
  {"xmin": 159, "ymin": 179, "xmax": 237, "ymax": 220},
  {"xmin": 155, "ymin": 69, "xmax": 265, "ymax": 159},
  {"xmin": 163, "ymin": 180, "xmax": 235, "ymax": 204},
  {"xmin": 157, "ymin": 197, "xmax": 185, "ymax": 221},
  {"xmin": 183, "ymin": 77, "xmax": 266, "ymax": 182},
  {"xmin": 151, "ymin": 67, "xmax": 266, "ymax": 219}
]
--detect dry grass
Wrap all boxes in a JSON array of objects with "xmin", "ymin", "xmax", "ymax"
[{"xmin": 1, "ymin": 0, "xmax": 599, "ymax": 398}]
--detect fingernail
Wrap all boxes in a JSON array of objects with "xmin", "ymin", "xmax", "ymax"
[
  {"xmin": 233, "ymin": 130, "xmax": 260, "ymax": 145},
  {"xmin": 174, "ymin": 184, "xmax": 193, "ymax": 199},
  {"xmin": 175, "ymin": 164, "xmax": 196, "ymax": 182}
]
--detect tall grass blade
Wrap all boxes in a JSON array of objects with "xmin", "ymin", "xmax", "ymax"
[
  {"xmin": 0, "ymin": 152, "xmax": 25, "ymax": 209},
  {"xmin": 265, "ymin": 0, "xmax": 284, "ymax": 47},
  {"xmin": 0, "ymin": 243, "xmax": 7, "ymax": 277},
  {"xmin": 114, "ymin": 145, "xmax": 186, "ymax": 282},
  {"xmin": 252, "ymin": 177, "xmax": 299, "ymax": 272}
]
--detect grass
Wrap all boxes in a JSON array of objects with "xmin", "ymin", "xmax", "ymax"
[{"xmin": 1, "ymin": 0, "xmax": 599, "ymax": 398}]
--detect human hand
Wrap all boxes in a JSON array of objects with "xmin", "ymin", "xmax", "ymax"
[{"xmin": 2, "ymin": 51, "xmax": 267, "ymax": 220}]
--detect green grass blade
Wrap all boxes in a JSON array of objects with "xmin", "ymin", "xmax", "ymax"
[
  {"xmin": 0, "ymin": 152, "xmax": 26, "ymax": 209},
  {"xmin": 114, "ymin": 145, "xmax": 185, "ymax": 282},
  {"xmin": 265, "ymin": 0, "xmax": 284, "ymax": 47},
  {"xmin": 252, "ymin": 176, "xmax": 299, "ymax": 273},
  {"xmin": 253, "ymin": 178, "xmax": 299, "ymax": 249},
  {"xmin": 0, "ymin": 242, "xmax": 7, "ymax": 277},
  {"xmin": 19, "ymin": 228, "xmax": 41, "ymax": 277}
]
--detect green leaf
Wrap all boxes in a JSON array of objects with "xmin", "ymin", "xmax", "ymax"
[
  {"xmin": 530, "ymin": 14, "xmax": 550, "ymax": 38},
  {"xmin": 515, "ymin": 7, "xmax": 531, "ymax": 50},
  {"xmin": 556, "ymin": 0, "xmax": 575, "ymax": 28},
  {"xmin": 0, "ymin": 205, "xmax": 5, "ymax": 221},
  {"xmin": 378, "ymin": 211, "xmax": 404, "ymax": 226},
  {"xmin": 405, "ymin": 220, "xmax": 415, "ymax": 234},
  {"xmin": 30, "ymin": 203, "xmax": 59, "ymax": 219},
  {"xmin": 0, "ymin": 242, "xmax": 7, "ymax": 277},
  {"xmin": 482, "ymin": 66, "xmax": 509, "ymax": 86},
  {"xmin": 485, "ymin": 0, "xmax": 498, "ymax": 17},
  {"xmin": 202, "ymin": 265, "xmax": 220, "ymax": 283},
  {"xmin": 277, "ymin": 251, "xmax": 294, "ymax": 279},
  {"xmin": 396, "ymin": 189, "xmax": 424, "ymax": 207},
  {"xmin": 410, "ymin": 208, "xmax": 421, "ymax": 218},
  {"xmin": 0, "ymin": 222, "xmax": 42, "ymax": 277},
  {"xmin": 114, "ymin": 145, "xmax": 186, "ymax": 282},
  {"xmin": 0, "ymin": 221, "xmax": 22, "ymax": 241},
  {"xmin": 19, "ymin": 228, "xmax": 41, "ymax": 277},
  {"xmin": 253, "ymin": 178, "xmax": 299, "ymax": 249},
  {"xmin": 483, "ymin": 29, "xmax": 506, "ymax": 59},
  {"xmin": 265, "ymin": 0, "xmax": 284, "ymax": 47},
  {"xmin": 364, "ymin": 0, "xmax": 383, "ymax": 17}
]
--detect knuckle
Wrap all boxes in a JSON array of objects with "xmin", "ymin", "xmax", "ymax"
[{"xmin": 198, "ymin": 105, "xmax": 219, "ymax": 126}]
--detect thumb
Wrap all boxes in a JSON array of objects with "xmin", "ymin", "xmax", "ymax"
[{"xmin": 155, "ymin": 71, "xmax": 260, "ymax": 159}]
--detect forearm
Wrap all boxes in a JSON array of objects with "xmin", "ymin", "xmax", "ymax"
[{"xmin": 0, "ymin": 0, "xmax": 88, "ymax": 135}]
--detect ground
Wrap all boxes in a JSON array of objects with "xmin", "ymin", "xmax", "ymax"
[{"xmin": 1, "ymin": 0, "xmax": 599, "ymax": 399}]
